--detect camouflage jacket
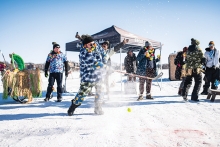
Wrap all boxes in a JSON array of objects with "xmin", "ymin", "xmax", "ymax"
[{"xmin": 185, "ymin": 45, "xmax": 204, "ymax": 74}]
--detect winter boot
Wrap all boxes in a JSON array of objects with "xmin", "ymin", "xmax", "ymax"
[
  {"xmin": 146, "ymin": 94, "xmax": 154, "ymax": 100},
  {"xmin": 182, "ymin": 96, "xmax": 188, "ymax": 101},
  {"xmin": 137, "ymin": 94, "xmax": 143, "ymax": 101},
  {"xmin": 200, "ymin": 91, "xmax": 208, "ymax": 95},
  {"xmin": 94, "ymin": 102, "xmax": 104, "ymax": 115},
  {"xmin": 178, "ymin": 88, "xmax": 182, "ymax": 96},
  {"xmin": 67, "ymin": 100, "xmax": 81, "ymax": 116},
  {"xmin": 44, "ymin": 97, "xmax": 50, "ymax": 102},
  {"xmin": 57, "ymin": 97, "xmax": 62, "ymax": 102}
]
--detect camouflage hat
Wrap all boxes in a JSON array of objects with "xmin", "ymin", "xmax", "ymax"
[{"xmin": 191, "ymin": 38, "xmax": 200, "ymax": 45}]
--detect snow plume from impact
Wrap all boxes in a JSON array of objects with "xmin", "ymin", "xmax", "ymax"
[{"xmin": 0, "ymin": 70, "xmax": 220, "ymax": 147}]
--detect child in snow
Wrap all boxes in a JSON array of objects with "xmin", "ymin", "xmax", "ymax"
[
  {"xmin": 136, "ymin": 41, "xmax": 160, "ymax": 100},
  {"xmin": 44, "ymin": 42, "xmax": 69, "ymax": 102}
]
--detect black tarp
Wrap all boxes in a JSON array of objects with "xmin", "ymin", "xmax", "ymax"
[{"xmin": 66, "ymin": 25, "xmax": 161, "ymax": 53}]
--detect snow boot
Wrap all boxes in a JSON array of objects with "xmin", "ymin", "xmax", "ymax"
[
  {"xmin": 137, "ymin": 94, "xmax": 143, "ymax": 101},
  {"xmin": 178, "ymin": 88, "xmax": 182, "ymax": 96},
  {"xmin": 94, "ymin": 102, "xmax": 104, "ymax": 115},
  {"xmin": 182, "ymin": 96, "xmax": 188, "ymax": 101},
  {"xmin": 57, "ymin": 97, "xmax": 62, "ymax": 102},
  {"xmin": 200, "ymin": 91, "xmax": 208, "ymax": 95},
  {"xmin": 67, "ymin": 100, "xmax": 81, "ymax": 116},
  {"xmin": 146, "ymin": 94, "xmax": 154, "ymax": 100},
  {"xmin": 44, "ymin": 97, "xmax": 50, "ymax": 102}
]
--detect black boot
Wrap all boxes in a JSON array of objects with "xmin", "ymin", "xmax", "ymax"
[
  {"xmin": 44, "ymin": 97, "xmax": 50, "ymax": 102},
  {"xmin": 200, "ymin": 91, "xmax": 208, "ymax": 95},
  {"xmin": 146, "ymin": 94, "xmax": 154, "ymax": 100},
  {"xmin": 178, "ymin": 88, "xmax": 182, "ymax": 96},
  {"xmin": 57, "ymin": 97, "xmax": 62, "ymax": 102},
  {"xmin": 67, "ymin": 100, "xmax": 81, "ymax": 116}
]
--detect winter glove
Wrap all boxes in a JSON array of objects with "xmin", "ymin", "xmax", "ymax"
[
  {"xmin": 214, "ymin": 79, "xmax": 219, "ymax": 87},
  {"xmin": 45, "ymin": 70, "xmax": 48, "ymax": 78},
  {"xmin": 93, "ymin": 62, "xmax": 103, "ymax": 70},
  {"xmin": 201, "ymin": 57, "xmax": 206, "ymax": 65},
  {"xmin": 145, "ymin": 52, "xmax": 150, "ymax": 58},
  {"xmin": 212, "ymin": 65, "xmax": 217, "ymax": 70},
  {"xmin": 65, "ymin": 71, "xmax": 68, "ymax": 77}
]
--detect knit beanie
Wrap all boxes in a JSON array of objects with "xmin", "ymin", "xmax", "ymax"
[
  {"xmin": 102, "ymin": 41, "xmax": 109, "ymax": 46},
  {"xmin": 82, "ymin": 35, "xmax": 94, "ymax": 45},
  {"xmin": 191, "ymin": 38, "xmax": 200, "ymax": 45},
  {"xmin": 52, "ymin": 42, "xmax": 60, "ymax": 49},
  {"xmin": 209, "ymin": 41, "xmax": 215, "ymax": 46},
  {"xmin": 145, "ymin": 41, "xmax": 153, "ymax": 47}
]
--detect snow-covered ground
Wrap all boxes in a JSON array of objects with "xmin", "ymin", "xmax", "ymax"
[{"xmin": 0, "ymin": 69, "xmax": 220, "ymax": 147}]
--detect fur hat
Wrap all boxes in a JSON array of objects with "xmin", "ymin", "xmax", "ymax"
[
  {"xmin": 191, "ymin": 38, "xmax": 200, "ymax": 45},
  {"xmin": 52, "ymin": 42, "xmax": 60, "ymax": 49},
  {"xmin": 145, "ymin": 41, "xmax": 153, "ymax": 47},
  {"xmin": 209, "ymin": 41, "xmax": 215, "ymax": 45},
  {"xmin": 81, "ymin": 35, "xmax": 94, "ymax": 45}
]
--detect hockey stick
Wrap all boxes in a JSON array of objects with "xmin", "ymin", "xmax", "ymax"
[
  {"xmin": 0, "ymin": 50, "xmax": 7, "ymax": 65},
  {"xmin": 114, "ymin": 70, "xmax": 163, "ymax": 80}
]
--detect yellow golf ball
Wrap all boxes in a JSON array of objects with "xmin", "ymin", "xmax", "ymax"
[{"xmin": 127, "ymin": 108, "xmax": 131, "ymax": 112}]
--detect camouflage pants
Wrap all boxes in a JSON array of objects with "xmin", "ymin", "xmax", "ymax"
[{"xmin": 73, "ymin": 81, "xmax": 104, "ymax": 105}]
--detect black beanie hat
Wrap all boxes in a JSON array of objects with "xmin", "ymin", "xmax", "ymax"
[
  {"xmin": 52, "ymin": 42, "xmax": 60, "ymax": 49},
  {"xmin": 82, "ymin": 35, "xmax": 94, "ymax": 45},
  {"xmin": 102, "ymin": 41, "xmax": 109, "ymax": 46}
]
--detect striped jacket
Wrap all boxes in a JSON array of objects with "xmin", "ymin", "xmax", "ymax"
[{"xmin": 79, "ymin": 42, "xmax": 107, "ymax": 83}]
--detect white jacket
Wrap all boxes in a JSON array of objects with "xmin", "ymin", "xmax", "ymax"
[{"xmin": 204, "ymin": 48, "xmax": 219, "ymax": 68}]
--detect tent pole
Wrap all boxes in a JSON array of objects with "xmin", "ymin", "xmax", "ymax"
[
  {"xmin": 120, "ymin": 48, "xmax": 122, "ymax": 92},
  {"xmin": 64, "ymin": 50, "xmax": 67, "ymax": 93},
  {"xmin": 160, "ymin": 43, "xmax": 162, "ymax": 89}
]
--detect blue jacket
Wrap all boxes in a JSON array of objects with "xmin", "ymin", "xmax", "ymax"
[
  {"xmin": 79, "ymin": 42, "xmax": 107, "ymax": 83},
  {"xmin": 136, "ymin": 48, "xmax": 159, "ymax": 76},
  {"xmin": 46, "ymin": 51, "xmax": 67, "ymax": 73}
]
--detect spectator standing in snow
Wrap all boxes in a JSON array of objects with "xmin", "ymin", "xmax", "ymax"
[
  {"xmin": 174, "ymin": 47, "xmax": 188, "ymax": 95},
  {"xmin": 101, "ymin": 39, "xmax": 129, "ymax": 99},
  {"xmin": 136, "ymin": 41, "xmax": 160, "ymax": 100},
  {"xmin": 124, "ymin": 50, "xmax": 137, "ymax": 81},
  {"xmin": 181, "ymin": 38, "xmax": 206, "ymax": 101},
  {"xmin": 44, "ymin": 42, "xmax": 69, "ymax": 102},
  {"xmin": 201, "ymin": 41, "xmax": 220, "ymax": 95}
]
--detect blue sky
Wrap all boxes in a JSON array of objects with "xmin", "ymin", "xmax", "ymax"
[{"xmin": 0, "ymin": 0, "xmax": 220, "ymax": 64}]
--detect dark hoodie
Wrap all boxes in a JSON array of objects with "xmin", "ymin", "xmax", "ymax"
[{"xmin": 124, "ymin": 52, "xmax": 137, "ymax": 73}]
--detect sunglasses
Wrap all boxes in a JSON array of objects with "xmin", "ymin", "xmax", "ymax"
[
  {"xmin": 88, "ymin": 43, "xmax": 96, "ymax": 47},
  {"xmin": 55, "ymin": 46, "xmax": 60, "ymax": 48},
  {"xmin": 209, "ymin": 44, "xmax": 214, "ymax": 47}
]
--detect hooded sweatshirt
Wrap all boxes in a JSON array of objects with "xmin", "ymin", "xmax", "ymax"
[{"xmin": 204, "ymin": 47, "xmax": 219, "ymax": 68}]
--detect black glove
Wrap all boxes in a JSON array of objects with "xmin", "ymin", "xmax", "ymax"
[
  {"xmin": 45, "ymin": 70, "xmax": 48, "ymax": 78},
  {"xmin": 201, "ymin": 57, "xmax": 206, "ymax": 66},
  {"xmin": 212, "ymin": 65, "xmax": 217, "ymax": 69},
  {"xmin": 65, "ymin": 71, "xmax": 68, "ymax": 77}
]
